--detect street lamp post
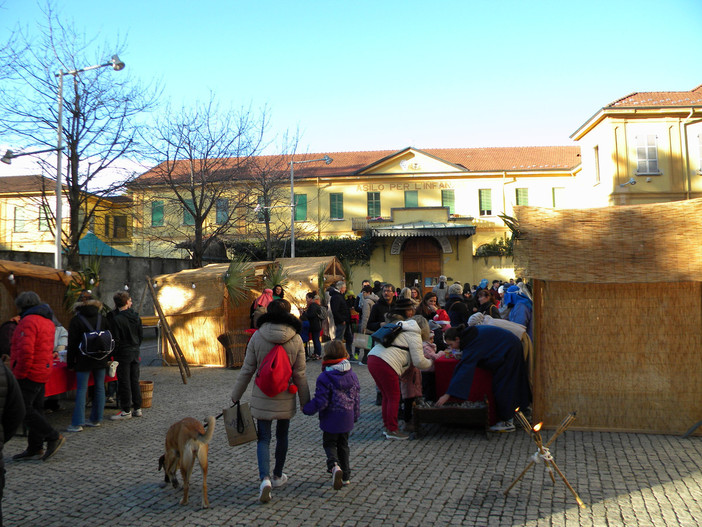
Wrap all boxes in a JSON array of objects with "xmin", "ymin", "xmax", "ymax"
[
  {"xmin": 289, "ymin": 154, "xmax": 333, "ymax": 258},
  {"xmin": 54, "ymin": 55, "xmax": 125, "ymax": 269}
]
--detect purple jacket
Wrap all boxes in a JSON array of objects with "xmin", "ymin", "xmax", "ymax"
[{"xmin": 303, "ymin": 367, "xmax": 360, "ymax": 434}]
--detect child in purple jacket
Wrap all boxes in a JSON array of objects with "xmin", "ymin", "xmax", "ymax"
[{"xmin": 303, "ymin": 340, "xmax": 361, "ymax": 490}]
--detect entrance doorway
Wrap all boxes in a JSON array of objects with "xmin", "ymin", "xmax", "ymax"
[{"xmin": 401, "ymin": 237, "xmax": 442, "ymax": 296}]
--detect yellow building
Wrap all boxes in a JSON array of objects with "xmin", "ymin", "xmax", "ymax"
[
  {"xmin": 572, "ymin": 84, "xmax": 702, "ymax": 206},
  {"xmin": 0, "ymin": 174, "xmax": 132, "ymax": 256},
  {"xmin": 130, "ymin": 146, "xmax": 581, "ymax": 290}
]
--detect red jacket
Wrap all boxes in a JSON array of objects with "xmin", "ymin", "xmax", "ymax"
[{"xmin": 11, "ymin": 304, "xmax": 56, "ymax": 383}]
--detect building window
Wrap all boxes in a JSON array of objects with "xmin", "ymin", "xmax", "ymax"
[
  {"xmin": 330, "ymin": 193, "xmax": 343, "ymax": 220},
  {"xmin": 294, "ymin": 194, "xmax": 307, "ymax": 222},
  {"xmin": 636, "ymin": 134, "xmax": 659, "ymax": 174},
  {"xmin": 14, "ymin": 207, "xmax": 26, "ymax": 232},
  {"xmin": 478, "ymin": 189, "xmax": 492, "ymax": 216},
  {"xmin": 112, "ymin": 215, "xmax": 127, "ymax": 238},
  {"xmin": 38, "ymin": 205, "xmax": 51, "ymax": 231},
  {"xmin": 593, "ymin": 145, "xmax": 601, "ymax": 185},
  {"xmin": 404, "ymin": 190, "xmax": 418, "ymax": 208},
  {"xmin": 256, "ymin": 196, "xmax": 266, "ymax": 222},
  {"xmin": 441, "ymin": 189, "xmax": 455, "ymax": 215},
  {"xmin": 183, "ymin": 200, "xmax": 195, "ymax": 226},
  {"xmin": 151, "ymin": 201, "xmax": 164, "ymax": 227},
  {"xmin": 216, "ymin": 199, "xmax": 229, "ymax": 224},
  {"xmin": 552, "ymin": 187, "xmax": 566, "ymax": 208},
  {"xmin": 367, "ymin": 192, "xmax": 381, "ymax": 218},
  {"xmin": 515, "ymin": 188, "xmax": 529, "ymax": 206}
]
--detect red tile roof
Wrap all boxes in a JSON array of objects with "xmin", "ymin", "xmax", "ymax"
[
  {"xmin": 135, "ymin": 146, "xmax": 581, "ymax": 185},
  {"xmin": 0, "ymin": 175, "xmax": 56, "ymax": 194},
  {"xmin": 608, "ymin": 84, "xmax": 702, "ymax": 108}
]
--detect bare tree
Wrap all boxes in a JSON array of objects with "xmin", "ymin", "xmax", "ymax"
[
  {"xmin": 0, "ymin": 4, "xmax": 159, "ymax": 269},
  {"xmin": 136, "ymin": 96, "xmax": 268, "ymax": 268}
]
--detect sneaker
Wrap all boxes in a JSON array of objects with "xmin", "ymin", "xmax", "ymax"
[
  {"xmin": 271, "ymin": 473, "xmax": 288, "ymax": 487},
  {"xmin": 342, "ymin": 480, "xmax": 351, "ymax": 486},
  {"xmin": 42, "ymin": 435, "xmax": 66, "ymax": 461},
  {"xmin": 110, "ymin": 411, "xmax": 132, "ymax": 421},
  {"xmin": 489, "ymin": 419, "xmax": 516, "ymax": 433},
  {"xmin": 105, "ymin": 396, "xmax": 116, "ymax": 404},
  {"xmin": 66, "ymin": 425, "xmax": 83, "ymax": 433},
  {"xmin": 133, "ymin": 408, "xmax": 143, "ymax": 417},
  {"xmin": 332, "ymin": 464, "xmax": 343, "ymax": 490},
  {"xmin": 84, "ymin": 421, "xmax": 101, "ymax": 428},
  {"xmin": 13, "ymin": 449, "xmax": 44, "ymax": 461},
  {"xmin": 383, "ymin": 429, "xmax": 410, "ymax": 440},
  {"xmin": 259, "ymin": 478, "xmax": 272, "ymax": 503}
]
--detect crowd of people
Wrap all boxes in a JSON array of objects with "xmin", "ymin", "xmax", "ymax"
[{"xmin": 238, "ymin": 276, "xmax": 533, "ymax": 503}]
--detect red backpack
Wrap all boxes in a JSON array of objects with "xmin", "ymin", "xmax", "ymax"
[{"xmin": 255, "ymin": 344, "xmax": 298, "ymax": 397}]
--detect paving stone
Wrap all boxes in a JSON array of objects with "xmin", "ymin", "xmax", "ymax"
[{"xmin": 4, "ymin": 364, "xmax": 702, "ymax": 525}]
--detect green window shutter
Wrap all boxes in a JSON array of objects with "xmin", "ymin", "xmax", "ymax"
[
  {"xmin": 441, "ymin": 189, "xmax": 455, "ymax": 214},
  {"xmin": 515, "ymin": 188, "xmax": 529, "ymax": 206},
  {"xmin": 183, "ymin": 200, "xmax": 195, "ymax": 226},
  {"xmin": 216, "ymin": 199, "xmax": 228, "ymax": 224},
  {"xmin": 367, "ymin": 192, "xmax": 381, "ymax": 217},
  {"xmin": 14, "ymin": 207, "xmax": 26, "ymax": 232},
  {"xmin": 151, "ymin": 201, "xmax": 164, "ymax": 227},
  {"xmin": 39, "ymin": 205, "xmax": 50, "ymax": 231},
  {"xmin": 404, "ymin": 190, "xmax": 418, "ymax": 208},
  {"xmin": 330, "ymin": 193, "xmax": 343, "ymax": 220},
  {"xmin": 479, "ymin": 189, "xmax": 492, "ymax": 216},
  {"xmin": 294, "ymin": 194, "xmax": 307, "ymax": 221}
]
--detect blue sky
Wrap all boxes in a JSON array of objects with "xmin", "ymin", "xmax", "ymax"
[{"xmin": 1, "ymin": 0, "xmax": 701, "ymax": 169}]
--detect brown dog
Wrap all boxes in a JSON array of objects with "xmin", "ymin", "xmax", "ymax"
[{"xmin": 158, "ymin": 416, "xmax": 215, "ymax": 508}]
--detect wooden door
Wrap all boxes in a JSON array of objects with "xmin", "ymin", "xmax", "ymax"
[{"xmin": 401, "ymin": 237, "xmax": 442, "ymax": 295}]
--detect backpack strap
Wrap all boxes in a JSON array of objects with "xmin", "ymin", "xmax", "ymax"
[{"xmin": 77, "ymin": 313, "xmax": 95, "ymax": 332}]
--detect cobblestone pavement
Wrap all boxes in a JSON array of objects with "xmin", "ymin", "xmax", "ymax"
[{"xmin": 4, "ymin": 363, "xmax": 702, "ymax": 526}]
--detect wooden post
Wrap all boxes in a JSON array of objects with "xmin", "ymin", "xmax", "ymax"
[{"xmin": 146, "ymin": 276, "xmax": 190, "ymax": 384}]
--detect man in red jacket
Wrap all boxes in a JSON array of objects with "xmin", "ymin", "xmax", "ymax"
[{"xmin": 11, "ymin": 291, "xmax": 65, "ymax": 461}]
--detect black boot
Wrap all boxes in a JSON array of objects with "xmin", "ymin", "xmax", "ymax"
[{"xmin": 375, "ymin": 392, "xmax": 382, "ymax": 406}]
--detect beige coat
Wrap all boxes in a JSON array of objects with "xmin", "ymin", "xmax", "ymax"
[{"xmin": 231, "ymin": 313, "xmax": 310, "ymax": 420}]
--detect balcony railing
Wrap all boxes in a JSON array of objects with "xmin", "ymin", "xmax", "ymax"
[{"xmin": 351, "ymin": 217, "xmax": 393, "ymax": 231}]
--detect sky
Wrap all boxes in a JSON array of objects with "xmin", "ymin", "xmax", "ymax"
[{"xmin": 1, "ymin": 0, "xmax": 702, "ymax": 177}]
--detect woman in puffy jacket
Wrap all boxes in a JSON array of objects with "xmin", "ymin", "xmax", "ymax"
[
  {"xmin": 66, "ymin": 291, "xmax": 110, "ymax": 431},
  {"xmin": 366, "ymin": 298, "xmax": 432, "ymax": 440},
  {"xmin": 231, "ymin": 299, "xmax": 310, "ymax": 503}
]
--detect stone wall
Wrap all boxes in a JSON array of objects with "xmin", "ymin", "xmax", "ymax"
[{"xmin": 0, "ymin": 251, "xmax": 192, "ymax": 315}]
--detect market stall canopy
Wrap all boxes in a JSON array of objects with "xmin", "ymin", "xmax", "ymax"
[{"xmin": 0, "ymin": 259, "xmax": 73, "ymax": 285}]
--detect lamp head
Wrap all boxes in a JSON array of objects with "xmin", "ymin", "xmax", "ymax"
[
  {"xmin": 323, "ymin": 155, "xmax": 333, "ymax": 165},
  {"xmin": 1, "ymin": 150, "xmax": 13, "ymax": 165},
  {"xmin": 110, "ymin": 55, "xmax": 126, "ymax": 71}
]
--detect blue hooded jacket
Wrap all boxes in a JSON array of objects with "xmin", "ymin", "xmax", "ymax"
[{"xmin": 303, "ymin": 363, "xmax": 360, "ymax": 434}]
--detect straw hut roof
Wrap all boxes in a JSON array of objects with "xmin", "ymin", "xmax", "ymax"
[
  {"xmin": 513, "ymin": 198, "xmax": 702, "ymax": 283},
  {"xmin": 0, "ymin": 259, "xmax": 75, "ymax": 325},
  {"xmin": 154, "ymin": 261, "xmax": 273, "ymax": 317}
]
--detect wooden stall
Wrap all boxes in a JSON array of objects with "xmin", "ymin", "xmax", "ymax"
[
  {"xmin": 153, "ymin": 256, "xmax": 345, "ymax": 367},
  {"xmin": 0, "ymin": 260, "xmax": 74, "ymax": 326},
  {"xmin": 515, "ymin": 198, "xmax": 702, "ymax": 435}
]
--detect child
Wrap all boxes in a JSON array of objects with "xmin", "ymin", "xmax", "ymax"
[{"xmin": 303, "ymin": 341, "xmax": 360, "ymax": 490}]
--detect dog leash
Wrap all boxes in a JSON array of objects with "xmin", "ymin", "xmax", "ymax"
[{"xmin": 204, "ymin": 404, "xmax": 235, "ymax": 428}]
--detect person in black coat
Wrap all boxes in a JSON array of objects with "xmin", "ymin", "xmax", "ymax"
[
  {"xmin": 66, "ymin": 292, "xmax": 110, "ymax": 431},
  {"xmin": 304, "ymin": 291, "xmax": 325, "ymax": 359},
  {"xmin": 0, "ymin": 362, "xmax": 25, "ymax": 523},
  {"xmin": 329, "ymin": 281, "xmax": 353, "ymax": 356},
  {"xmin": 366, "ymin": 284, "xmax": 395, "ymax": 332},
  {"xmin": 107, "ymin": 292, "xmax": 143, "ymax": 421}
]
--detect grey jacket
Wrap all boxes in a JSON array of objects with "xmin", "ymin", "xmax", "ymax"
[{"xmin": 231, "ymin": 312, "xmax": 310, "ymax": 420}]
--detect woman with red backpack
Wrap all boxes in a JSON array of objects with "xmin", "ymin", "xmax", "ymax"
[{"xmin": 231, "ymin": 299, "xmax": 310, "ymax": 503}]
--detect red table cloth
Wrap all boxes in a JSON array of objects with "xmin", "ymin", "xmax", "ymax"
[
  {"xmin": 434, "ymin": 356, "xmax": 497, "ymax": 425},
  {"xmin": 45, "ymin": 361, "xmax": 118, "ymax": 397}
]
